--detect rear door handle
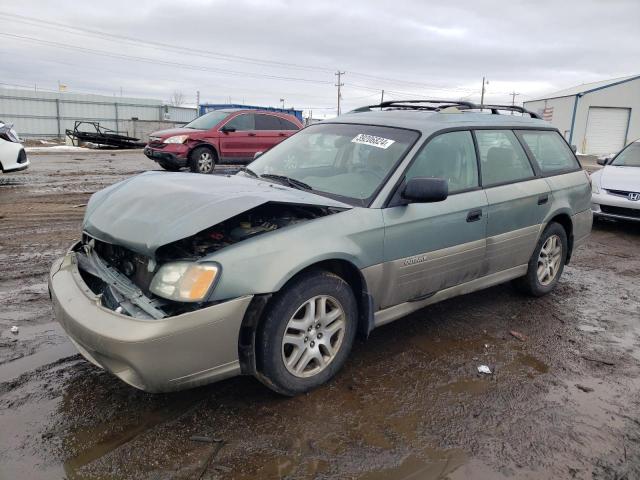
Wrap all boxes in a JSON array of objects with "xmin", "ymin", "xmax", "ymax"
[
  {"xmin": 247, "ymin": 132, "xmax": 256, "ymax": 137},
  {"xmin": 538, "ymin": 194, "xmax": 549, "ymax": 205},
  {"xmin": 466, "ymin": 209, "xmax": 483, "ymax": 222},
  {"xmin": 279, "ymin": 132, "xmax": 286, "ymax": 136}
]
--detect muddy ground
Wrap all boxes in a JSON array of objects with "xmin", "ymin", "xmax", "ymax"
[{"xmin": 0, "ymin": 151, "xmax": 638, "ymax": 480}]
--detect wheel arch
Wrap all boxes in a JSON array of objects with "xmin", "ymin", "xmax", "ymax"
[
  {"xmin": 189, "ymin": 142, "xmax": 219, "ymax": 162},
  {"xmin": 237, "ymin": 258, "xmax": 374, "ymax": 375},
  {"xmin": 544, "ymin": 211, "xmax": 574, "ymax": 263}
]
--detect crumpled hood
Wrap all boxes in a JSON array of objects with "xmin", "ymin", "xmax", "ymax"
[
  {"xmin": 150, "ymin": 127, "xmax": 201, "ymax": 139},
  {"xmin": 83, "ymin": 171, "xmax": 351, "ymax": 256},
  {"xmin": 600, "ymin": 165, "xmax": 640, "ymax": 191}
]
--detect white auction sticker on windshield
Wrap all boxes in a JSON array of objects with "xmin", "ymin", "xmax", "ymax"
[{"xmin": 351, "ymin": 133, "xmax": 395, "ymax": 149}]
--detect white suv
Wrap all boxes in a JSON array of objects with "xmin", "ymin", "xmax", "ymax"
[{"xmin": 0, "ymin": 122, "xmax": 29, "ymax": 173}]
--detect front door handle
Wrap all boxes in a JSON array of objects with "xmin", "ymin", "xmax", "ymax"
[
  {"xmin": 247, "ymin": 132, "xmax": 256, "ymax": 137},
  {"xmin": 279, "ymin": 132, "xmax": 287, "ymax": 136},
  {"xmin": 538, "ymin": 194, "xmax": 549, "ymax": 205},
  {"xmin": 466, "ymin": 209, "xmax": 483, "ymax": 222}
]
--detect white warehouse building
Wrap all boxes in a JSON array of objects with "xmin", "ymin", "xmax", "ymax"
[{"xmin": 523, "ymin": 74, "xmax": 640, "ymax": 155}]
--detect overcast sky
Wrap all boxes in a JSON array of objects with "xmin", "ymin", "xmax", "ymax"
[{"xmin": 1, "ymin": 0, "xmax": 639, "ymax": 117}]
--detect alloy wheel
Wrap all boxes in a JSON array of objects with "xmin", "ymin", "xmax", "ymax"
[
  {"xmin": 537, "ymin": 234, "xmax": 562, "ymax": 286},
  {"xmin": 281, "ymin": 295, "xmax": 346, "ymax": 378},
  {"xmin": 197, "ymin": 152, "xmax": 213, "ymax": 173}
]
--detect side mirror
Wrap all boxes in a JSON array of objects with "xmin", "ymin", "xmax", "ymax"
[
  {"xmin": 596, "ymin": 157, "xmax": 610, "ymax": 166},
  {"xmin": 401, "ymin": 177, "xmax": 448, "ymax": 203},
  {"xmin": 220, "ymin": 125, "xmax": 236, "ymax": 133},
  {"xmin": 254, "ymin": 151, "xmax": 263, "ymax": 160}
]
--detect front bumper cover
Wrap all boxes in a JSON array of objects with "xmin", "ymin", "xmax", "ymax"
[
  {"xmin": 591, "ymin": 191, "xmax": 640, "ymax": 222},
  {"xmin": 143, "ymin": 146, "xmax": 188, "ymax": 167},
  {"xmin": 49, "ymin": 250, "xmax": 253, "ymax": 392}
]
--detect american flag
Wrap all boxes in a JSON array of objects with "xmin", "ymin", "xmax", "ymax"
[{"xmin": 542, "ymin": 106, "xmax": 554, "ymax": 121}]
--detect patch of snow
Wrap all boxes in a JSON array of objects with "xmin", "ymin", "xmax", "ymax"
[{"xmin": 25, "ymin": 145, "xmax": 91, "ymax": 153}]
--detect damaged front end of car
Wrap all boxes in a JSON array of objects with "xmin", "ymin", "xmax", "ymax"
[{"xmin": 74, "ymin": 201, "xmax": 344, "ymax": 320}]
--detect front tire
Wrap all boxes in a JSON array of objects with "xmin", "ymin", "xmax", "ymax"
[
  {"xmin": 256, "ymin": 271, "xmax": 357, "ymax": 396},
  {"xmin": 514, "ymin": 222, "xmax": 568, "ymax": 296},
  {"xmin": 189, "ymin": 146, "xmax": 216, "ymax": 174}
]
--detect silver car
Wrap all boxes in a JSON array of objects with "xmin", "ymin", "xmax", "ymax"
[
  {"xmin": 49, "ymin": 100, "xmax": 592, "ymax": 395},
  {"xmin": 591, "ymin": 140, "xmax": 640, "ymax": 221}
]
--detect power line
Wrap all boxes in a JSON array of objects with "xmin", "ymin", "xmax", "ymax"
[
  {"xmin": 0, "ymin": 12, "xmax": 334, "ymax": 74},
  {"xmin": 0, "ymin": 32, "xmax": 334, "ymax": 85},
  {"xmin": 0, "ymin": 12, "xmax": 484, "ymax": 94}
]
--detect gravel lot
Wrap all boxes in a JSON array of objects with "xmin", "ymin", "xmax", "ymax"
[{"xmin": 0, "ymin": 151, "xmax": 639, "ymax": 479}]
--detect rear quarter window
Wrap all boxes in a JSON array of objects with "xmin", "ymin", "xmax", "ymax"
[{"xmin": 517, "ymin": 130, "xmax": 580, "ymax": 174}]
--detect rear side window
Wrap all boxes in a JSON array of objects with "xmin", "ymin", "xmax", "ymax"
[
  {"xmin": 224, "ymin": 114, "xmax": 255, "ymax": 131},
  {"xmin": 279, "ymin": 117, "xmax": 300, "ymax": 130},
  {"xmin": 475, "ymin": 130, "xmax": 534, "ymax": 186},
  {"xmin": 406, "ymin": 131, "xmax": 479, "ymax": 194},
  {"xmin": 518, "ymin": 130, "xmax": 579, "ymax": 173},
  {"xmin": 255, "ymin": 114, "xmax": 282, "ymax": 130}
]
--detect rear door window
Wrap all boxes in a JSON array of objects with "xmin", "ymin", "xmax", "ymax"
[
  {"xmin": 475, "ymin": 130, "xmax": 534, "ymax": 186},
  {"xmin": 278, "ymin": 117, "xmax": 300, "ymax": 130},
  {"xmin": 224, "ymin": 114, "xmax": 255, "ymax": 131},
  {"xmin": 517, "ymin": 130, "xmax": 580, "ymax": 173},
  {"xmin": 255, "ymin": 114, "xmax": 282, "ymax": 130}
]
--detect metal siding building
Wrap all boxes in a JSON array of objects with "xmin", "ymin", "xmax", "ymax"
[
  {"xmin": 524, "ymin": 75, "xmax": 640, "ymax": 155},
  {"xmin": 0, "ymin": 88, "xmax": 198, "ymax": 139}
]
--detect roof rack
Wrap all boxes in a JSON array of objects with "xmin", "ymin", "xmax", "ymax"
[
  {"xmin": 351, "ymin": 99, "xmax": 476, "ymax": 113},
  {"xmin": 481, "ymin": 104, "xmax": 542, "ymax": 119},
  {"xmin": 350, "ymin": 100, "xmax": 542, "ymax": 119}
]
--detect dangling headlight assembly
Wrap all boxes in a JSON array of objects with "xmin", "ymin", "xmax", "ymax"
[{"xmin": 149, "ymin": 262, "xmax": 220, "ymax": 302}]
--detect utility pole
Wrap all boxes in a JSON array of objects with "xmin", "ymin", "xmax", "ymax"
[
  {"xmin": 480, "ymin": 77, "xmax": 488, "ymax": 109},
  {"xmin": 335, "ymin": 71, "xmax": 345, "ymax": 116},
  {"xmin": 280, "ymin": 98, "xmax": 285, "ymax": 109},
  {"xmin": 510, "ymin": 91, "xmax": 520, "ymax": 114},
  {"xmin": 196, "ymin": 90, "xmax": 200, "ymax": 109}
]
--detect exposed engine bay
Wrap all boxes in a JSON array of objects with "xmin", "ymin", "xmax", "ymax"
[
  {"xmin": 156, "ymin": 202, "xmax": 341, "ymax": 260},
  {"xmin": 75, "ymin": 202, "xmax": 342, "ymax": 319}
]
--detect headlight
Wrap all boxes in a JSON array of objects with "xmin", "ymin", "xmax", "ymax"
[
  {"xmin": 149, "ymin": 262, "xmax": 220, "ymax": 302},
  {"xmin": 163, "ymin": 135, "xmax": 189, "ymax": 144}
]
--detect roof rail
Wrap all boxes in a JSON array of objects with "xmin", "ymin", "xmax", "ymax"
[
  {"xmin": 350, "ymin": 99, "xmax": 477, "ymax": 113},
  {"xmin": 481, "ymin": 104, "xmax": 542, "ymax": 119},
  {"xmin": 350, "ymin": 100, "xmax": 543, "ymax": 119}
]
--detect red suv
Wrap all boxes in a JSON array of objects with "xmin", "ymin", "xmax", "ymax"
[{"xmin": 144, "ymin": 109, "xmax": 303, "ymax": 173}]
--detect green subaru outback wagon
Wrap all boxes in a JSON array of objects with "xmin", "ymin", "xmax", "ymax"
[{"xmin": 49, "ymin": 100, "xmax": 592, "ymax": 395}]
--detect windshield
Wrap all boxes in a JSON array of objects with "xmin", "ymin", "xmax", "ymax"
[
  {"xmin": 611, "ymin": 142, "xmax": 640, "ymax": 167},
  {"xmin": 246, "ymin": 123, "xmax": 419, "ymax": 205},
  {"xmin": 184, "ymin": 111, "xmax": 231, "ymax": 130}
]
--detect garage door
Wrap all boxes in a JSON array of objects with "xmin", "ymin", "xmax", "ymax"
[{"xmin": 584, "ymin": 107, "xmax": 630, "ymax": 155}]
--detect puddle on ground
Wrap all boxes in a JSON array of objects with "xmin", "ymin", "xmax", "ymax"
[
  {"xmin": 358, "ymin": 448, "xmax": 466, "ymax": 480},
  {"xmin": 0, "ymin": 341, "xmax": 77, "ymax": 383}
]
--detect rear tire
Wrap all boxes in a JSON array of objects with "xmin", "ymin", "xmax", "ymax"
[
  {"xmin": 189, "ymin": 146, "xmax": 216, "ymax": 174},
  {"xmin": 157, "ymin": 160, "xmax": 180, "ymax": 171},
  {"xmin": 513, "ymin": 222, "xmax": 568, "ymax": 297},
  {"xmin": 256, "ymin": 271, "xmax": 357, "ymax": 396}
]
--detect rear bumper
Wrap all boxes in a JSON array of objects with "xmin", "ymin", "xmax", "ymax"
[
  {"xmin": 49, "ymin": 250, "xmax": 253, "ymax": 392},
  {"xmin": 591, "ymin": 191, "xmax": 640, "ymax": 222}
]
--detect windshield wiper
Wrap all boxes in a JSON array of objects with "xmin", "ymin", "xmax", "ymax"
[
  {"xmin": 239, "ymin": 166, "xmax": 258, "ymax": 177},
  {"xmin": 260, "ymin": 174, "xmax": 313, "ymax": 191}
]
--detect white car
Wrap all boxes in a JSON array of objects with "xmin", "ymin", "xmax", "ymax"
[
  {"xmin": 0, "ymin": 122, "xmax": 29, "ymax": 173},
  {"xmin": 591, "ymin": 140, "xmax": 640, "ymax": 222}
]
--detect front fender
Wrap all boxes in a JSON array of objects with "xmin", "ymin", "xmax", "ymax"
[{"xmin": 204, "ymin": 207, "xmax": 385, "ymax": 301}]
